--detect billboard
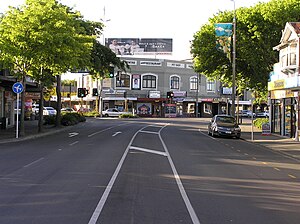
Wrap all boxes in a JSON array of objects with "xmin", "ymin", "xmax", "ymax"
[{"xmin": 106, "ymin": 38, "xmax": 173, "ymax": 56}]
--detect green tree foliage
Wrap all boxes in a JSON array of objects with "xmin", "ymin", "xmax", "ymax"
[
  {"xmin": 191, "ymin": 0, "xmax": 300, "ymax": 98},
  {"xmin": 89, "ymin": 40, "xmax": 130, "ymax": 80},
  {"xmin": 0, "ymin": 0, "xmax": 97, "ymax": 133}
]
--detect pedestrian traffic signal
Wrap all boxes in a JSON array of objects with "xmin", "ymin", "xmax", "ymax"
[
  {"xmin": 108, "ymin": 66, "xmax": 114, "ymax": 78},
  {"xmin": 167, "ymin": 91, "xmax": 174, "ymax": 98},
  {"xmin": 77, "ymin": 88, "xmax": 86, "ymax": 97},
  {"xmin": 92, "ymin": 88, "xmax": 98, "ymax": 96}
]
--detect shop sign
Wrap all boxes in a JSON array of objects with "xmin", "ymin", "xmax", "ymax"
[
  {"xmin": 262, "ymin": 122, "xmax": 271, "ymax": 136},
  {"xmin": 173, "ymin": 91, "xmax": 186, "ymax": 97},
  {"xmin": 268, "ymin": 79, "xmax": 285, "ymax": 90},
  {"xmin": 149, "ymin": 91, "xmax": 161, "ymax": 98}
]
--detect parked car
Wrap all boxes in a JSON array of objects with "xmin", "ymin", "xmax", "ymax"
[
  {"xmin": 239, "ymin": 110, "xmax": 256, "ymax": 118},
  {"xmin": 32, "ymin": 104, "xmax": 40, "ymax": 115},
  {"xmin": 61, "ymin": 107, "xmax": 76, "ymax": 112},
  {"xmin": 256, "ymin": 111, "xmax": 269, "ymax": 117},
  {"xmin": 102, "ymin": 108, "xmax": 131, "ymax": 117},
  {"xmin": 43, "ymin": 107, "xmax": 57, "ymax": 116},
  {"xmin": 208, "ymin": 115, "xmax": 241, "ymax": 139}
]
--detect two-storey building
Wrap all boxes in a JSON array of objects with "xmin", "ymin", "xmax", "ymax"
[{"xmin": 270, "ymin": 22, "xmax": 300, "ymax": 139}]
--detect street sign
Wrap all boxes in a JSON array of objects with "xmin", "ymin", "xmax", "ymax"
[{"xmin": 12, "ymin": 82, "xmax": 24, "ymax": 94}]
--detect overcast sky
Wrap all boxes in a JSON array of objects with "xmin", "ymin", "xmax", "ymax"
[{"xmin": 1, "ymin": 0, "xmax": 270, "ymax": 60}]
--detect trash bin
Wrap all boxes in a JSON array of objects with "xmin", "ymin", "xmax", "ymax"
[{"xmin": 1, "ymin": 117, "xmax": 7, "ymax": 129}]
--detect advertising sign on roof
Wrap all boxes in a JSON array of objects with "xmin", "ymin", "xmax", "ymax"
[{"xmin": 106, "ymin": 38, "xmax": 173, "ymax": 56}]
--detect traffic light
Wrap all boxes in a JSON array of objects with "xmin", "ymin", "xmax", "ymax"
[
  {"xmin": 92, "ymin": 88, "xmax": 98, "ymax": 96},
  {"xmin": 108, "ymin": 66, "xmax": 114, "ymax": 78},
  {"xmin": 77, "ymin": 88, "xmax": 86, "ymax": 98},
  {"xmin": 167, "ymin": 91, "xmax": 174, "ymax": 98}
]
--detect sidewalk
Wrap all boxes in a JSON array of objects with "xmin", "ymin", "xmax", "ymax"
[
  {"xmin": 0, "ymin": 120, "xmax": 69, "ymax": 144},
  {"xmin": 239, "ymin": 121, "xmax": 300, "ymax": 160}
]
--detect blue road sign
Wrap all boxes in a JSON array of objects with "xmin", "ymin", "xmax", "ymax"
[{"xmin": 12, "ymin": 82, "xmax": 24, "ymax": 94}]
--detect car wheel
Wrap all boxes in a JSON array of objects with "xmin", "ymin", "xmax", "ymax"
[{"xmin": 104, "ymin": 114, "xmax": 109, "ymax": 117}]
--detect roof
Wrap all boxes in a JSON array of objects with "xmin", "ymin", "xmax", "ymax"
[
  {"xmin": 273, "ymin": 22, "xmax": 300, "ymax": 50},
  {"xmin": 289, "ymin": 22, "xmax": 300, "ymax": 34}
]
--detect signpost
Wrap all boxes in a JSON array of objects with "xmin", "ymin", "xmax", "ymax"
[{"xmin": 12, "ymin": 82, "xmax": 24, "ymax": 139}]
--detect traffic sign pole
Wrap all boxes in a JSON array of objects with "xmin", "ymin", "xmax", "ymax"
[
  {"xmin": 16, "ymin": 93, "xmax": 19, "ymax": 139},
  {"xmin": 12, "ymin": 82, "xmax": 24, "ymax": 139}
]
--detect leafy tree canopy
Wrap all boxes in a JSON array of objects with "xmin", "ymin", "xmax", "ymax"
[{"xmin": 191, "ymin": 0, "xmax": 300, "ymax": 98}]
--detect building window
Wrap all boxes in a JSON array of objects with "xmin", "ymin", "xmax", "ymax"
[
  {"xmin": 142, "ymin": 75, "xmax": 157, "ymax": 89},
  {"xmin": 116, "ymin": 72, "xmax": 130, "ymax": 88},
  {"xmin": 290, "ymin": 53, "xmax": 296, "ymax": 65},
  {"xmin": 207, "ymin": 80, "xmax": 215, "ymax": 92},
  {"xmin": 170, "ymin": 75, "xmax": 180, "ymax": 90},
  {"xmin": 190, "ymin": 76, "xmax": 198, "ymax": 90}
]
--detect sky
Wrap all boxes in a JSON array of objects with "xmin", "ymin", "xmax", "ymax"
[{"xmin": 0, "ymin": 0, "xmax": 270, "ymax": 60}]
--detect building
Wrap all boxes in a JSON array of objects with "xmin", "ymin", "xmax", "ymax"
[
  {"xmin": 65, "ymin": 57, "xmax": 246, "ymax": 118},
  {"xmin": 270, "ymin": 22, "xmax": 300, "ymax": 139}
]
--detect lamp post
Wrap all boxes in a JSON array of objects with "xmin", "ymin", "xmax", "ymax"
[
  {"xmin": 100, "ymin": 6, "xmax": 111, "ymax": 46},
  {"xmin": 230, "ymin": 0, "xmax": 236, "ymax": 117}
]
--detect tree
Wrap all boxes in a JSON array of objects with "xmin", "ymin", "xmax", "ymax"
[
  {"xmin": 0, "ymin": 0, "xmax": 96, "ymax": 133},
  {"xmin": 191, "ymin": 0, "xmax": 300, "ymax": 101}
]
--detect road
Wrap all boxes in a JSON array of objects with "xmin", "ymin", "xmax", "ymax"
[{"xmin": 0, "ymin": 118, "xmax": 299, "ymax": 224}]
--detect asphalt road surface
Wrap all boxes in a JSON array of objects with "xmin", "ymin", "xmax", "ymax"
[{"xmin": 0, "ymin": 118, "xmax": 299, "ymax": 224}]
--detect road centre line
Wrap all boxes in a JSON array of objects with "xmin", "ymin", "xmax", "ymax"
[
  {"xmin": 129, "ymin": 146, "xmax": 167, "ymax": 157},
  {"xmin": 160, "ymin": 127, "xmax": 201, "ymax": 224},
  {"xmin": 89, "ymin": 123, "xmax": 200, "ymax": 224},
  {"xmin": 88, "ymin": 125, "xmax": 146, "ymax": 224},
  {"xmin": 24, "ymin": 157, "xmax": 44, "ymax": 168}
]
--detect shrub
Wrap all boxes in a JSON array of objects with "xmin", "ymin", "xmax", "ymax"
[
  {"xmin": 120, "ymin": 113, "xmax": 138, "ymax": 118},
  {"xmin": 253, "ymin": 118, "xmax": 269, "ymax": 129},
  {"xmin": 61, "ymin": 112, "xmax": 86, "ymax": 126},
  {"xmin": 43, "ymin": 115, "xmax": 56, "ymax": 125},
  {"xmin": 82, "ymin": 110, "xmax": 100, "ymax": 117}
]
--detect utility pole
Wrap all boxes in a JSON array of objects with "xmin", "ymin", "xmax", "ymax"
[{"xmin": 230, "ymin": 0, "xmax": 236, "ymax": 117}]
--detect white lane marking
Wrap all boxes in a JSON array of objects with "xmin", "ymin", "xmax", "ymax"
[
  {"xmin": 69, "ymin": 132, "xmax": 79, "ymax": 137},
  {"xmin": 198, "ymin": 129, "xmax": 217, "ymax": 140},
  {"xmin": 160, "ymin": 127, "xmax": 201, "ymax": 224},
  {"xmin": 69, "ymin": 141, "xmax": 79, "ymax": 146},
  {"xmin": 112, "ymin": 131, "xmax": 122, "ymax": 137},
  {"xmin": 129, "ymin": 146, "xmax": 167, "ymax": 157},
  {"xmin": 88, "ymin": 126, "xmax": 143, "ymax": 224},
  {"xmin": 24, "ymin": 158, "xmax": 44, "ymax": 168},
  {"xmin": 139, "ymin": 130, "xmax": 159, "ymax": 135},
  {"xmin": 88, "ymin": 123, "xmax": 127, "ymax": 137}
]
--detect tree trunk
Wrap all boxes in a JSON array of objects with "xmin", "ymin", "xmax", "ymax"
[{"xmin": 56, "ymin": 75, "xmax": 62, "ymax": 127}]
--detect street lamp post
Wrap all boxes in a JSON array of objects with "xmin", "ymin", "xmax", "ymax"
[
  {"xmin": 230, "ymin": 0, "xmax": 236, "ymax": 117},
  {"xmin": 100, "ymin": 6, "xmax": 111, "ymax": 46}
]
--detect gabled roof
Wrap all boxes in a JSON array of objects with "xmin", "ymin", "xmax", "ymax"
[
  {"xmin": 274, "ymin": 22, "xmax": 300, "ymax": 50},
  {"xmin": 289, "ymin": 22, "xmax": 300, "ymax": 34}
]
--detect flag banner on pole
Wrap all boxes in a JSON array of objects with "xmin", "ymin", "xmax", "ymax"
[
  {"xmin": 215, "ymin": 23, "xmax": 233, "ymax": 58},
  {"xmin": 215, "ymin": 23, "xmax": 233, "ymax": 37}
]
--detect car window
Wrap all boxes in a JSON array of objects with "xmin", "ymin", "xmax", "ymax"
[
  {"xmin": 216, "ymin": 116, "xmax": 235, "ymax": 123},
  {"xmin": 113, "ymin": 109, "xmax": 118, "ymax": 112}
]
